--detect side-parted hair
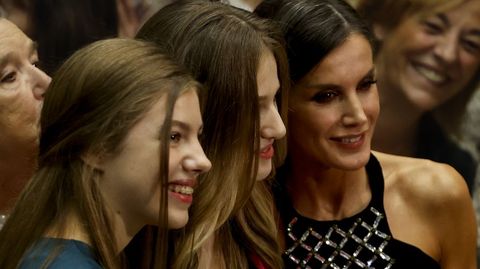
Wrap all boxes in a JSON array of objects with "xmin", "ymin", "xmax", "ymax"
[
  {"xmin": 137, "ymin": 1, "xmax": 289, "ymax": 268},
  {"xmin": 0, "ymin": 38, "xmax": 197, "ymax": 269},
  {"xmin": 255, "ymin": 0, "xmax": 376, "ymax": 84},
  {"xmin": 356, "ymin": 0, "xmax": 480, "ymax": 135}
]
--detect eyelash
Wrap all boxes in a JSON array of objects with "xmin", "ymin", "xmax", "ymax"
[
  {"xmin": 0, "ymin": 71, "xmax": 17, "ymax": 84},
  {"xmin": 312, "ymin": 91, "xmax": 338, "ymax": 103},
  {"xmin": 358, "ymin": 79, "xmax": 377, "ymax": 91},
  {"xmin": 311, "ymin": 80, "xmax": 376, "ymax": 103},
  {"xmin": 422, "ymin": 21, "xmax": 444, "ymax": 35},
  {"xmin": 170, "ymin": 132, "xmax": 181, "ymax": 143}
]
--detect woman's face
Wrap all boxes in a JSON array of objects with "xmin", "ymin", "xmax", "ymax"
[
  {"xmin": 378, "ymin": 0, "xmax": 480, "ymax": 111},
  {"xmin": 256, "ymin": 49, "xmax": 286, "ymax": 180},
  {"xmin": 99, "ymin": 89, "xmax": 211, "ymax": 230},
  {"xmin": 288, "ymin": 34, "xmax": 379, "ymax": 171},
  {"xmin": 0, "ymin": 19, "xmax": 51, "ymax": 152}
]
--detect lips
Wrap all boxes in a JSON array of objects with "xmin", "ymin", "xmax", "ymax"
[
  {"xmin": 330, "ymin": 134, "xmax": 365, "ymax": 149},
  {"xmin": 259, "ymin": 144, "xmax": 274, "ymax": 159},
  {"xmin": 168, "ymin": 180, "xmax": 196, "ymax": 204},
  {"xmin": 410, "ymin": 61, "xmax": 450, "ymax": 85}
]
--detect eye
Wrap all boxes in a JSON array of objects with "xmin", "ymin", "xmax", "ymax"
[
  {"xmin": 461, "ymin": 38, "xmax": 480, "ymax": 55},
  {"xmin": 1, "ymin": 72, "xmax": 17, "ymax": 84},
  {"xmin": 357, "ymin": 79, "xmax": 377, "ymax": 92},
  {"xmin": 422, "ymin": 21, "xmax": 444, "ymax": 35},
  {"xmin": 170, "ymin": 132, "xmax": 181, "ymax": 143},
  {"xmin": 312, "ymin": 91, "xmax": 338, "ymax": 103}
]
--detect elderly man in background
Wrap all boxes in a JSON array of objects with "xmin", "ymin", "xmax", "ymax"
[{"xmin": 0, "ymin": 18, "xmax": 50, "ymax": 228}]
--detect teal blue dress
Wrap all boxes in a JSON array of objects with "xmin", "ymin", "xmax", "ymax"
[{"xmin": 19, "ymin": 238, "xmax": 102, "ymax": 269}]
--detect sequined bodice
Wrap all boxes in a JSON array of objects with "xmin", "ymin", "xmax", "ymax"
[{"xmin": 275, "ymin": 154, "xmax": 440, "ymax": 269}]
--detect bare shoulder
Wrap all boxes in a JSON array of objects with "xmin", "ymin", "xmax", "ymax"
[
  {"xmin": 372, "ymin": 151, "xmax": 469, "ymax": 208},
  {"xmin": 372, "ymin": 151, "xmax": 476, "ymax": 267}
]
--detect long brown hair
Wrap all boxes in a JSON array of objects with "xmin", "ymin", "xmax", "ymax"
[
  {"xmin": 0, "ymin": 38, "xmax": 197, "ymax": 269},
  {"xmin": 137, "ymin": 1, "xmax": 289, "ymax": 268}
]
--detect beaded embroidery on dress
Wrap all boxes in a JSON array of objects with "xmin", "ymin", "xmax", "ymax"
[
  {"xmin": 275, "ymin": 154, "xmax": 440, "ymax": 269},
  {"xmin": 284, "ymin": 207, "xmax": 395, "ymax": 269}
]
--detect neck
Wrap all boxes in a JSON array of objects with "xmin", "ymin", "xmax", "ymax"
[
  {"xmin": 373, "ymin": 77, "xmax": 424, "ymax": 157},
  {"xmin": 198, "ymin": 234, "xmax": 226, "ymax": 269},
  {"xmin": 46, "ymin": 206, "xmax": 141, "ymax": 254},
  {"xmin": 286, "ymin": 157, "xmax": 371, "ymax": 221},
  {"xmin": 45, "ymin": 209, "xmax": 93, "ymax": 246}
]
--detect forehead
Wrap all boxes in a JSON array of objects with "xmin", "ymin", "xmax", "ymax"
[
  {"xmin": 257, "ymin": 48, "xmax": 279, "ymax": 97},
  {"xmin": 0, "ymin": 19, "xmax": 31, "ymax": 50},
  {"xmin": 420, "ymin": 0, "xmax": 480, "ymax": 23},
  {"xmin": 303, "ymin": 34, "xmax": 373, "ymax": 85}
]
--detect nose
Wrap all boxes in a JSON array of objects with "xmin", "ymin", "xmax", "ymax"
[
  {"xmin": 342, "ymin": 93, "xmax": 368, "ymax": 127},
  {"xmin": 31, "ymin": 66, "xmax": 51, "ymax": 101},
  {"xmin": 183, "ymin": 140, "xmax": 212, "ymax": 175},
  {"xmin": 260, "ymin": 103, "xmax": 286, "ymax": 141},
  {"xmin": 433, "ymin": 32, "xmax": 459, "ymax": 65}
]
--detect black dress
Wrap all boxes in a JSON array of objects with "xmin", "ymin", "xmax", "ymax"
[{"xmin": 275, "ymin": 154, "xmax": 441, "ymax": 269}]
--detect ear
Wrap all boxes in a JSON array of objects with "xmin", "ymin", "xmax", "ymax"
[
  {"xmin": 81, "ymin": 151, "xmax": 105, "ymax": 172},
  {"xmin": 372, "ymin": 23, "xmax": 386, "ymax": 41}
]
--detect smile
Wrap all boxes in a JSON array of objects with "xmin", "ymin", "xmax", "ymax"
[
  {"xmin": 168, "ymin": 184, "xmax": 194, "ymax": 195},
  {"xmin": 339, "ymin": 136, "xmax": 362, "ymax": 144},
  {"xmin": 411, "ymin": 63, "xmax": 448, "ymax": 85},
  {"xmin": 259, "ymin": 144, "xmax": 274, "ymax": 159}
]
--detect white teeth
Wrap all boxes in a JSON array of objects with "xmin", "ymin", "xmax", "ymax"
[
  {"xmin": 168, "ymin": 185, "xmax": 194, "ymax": 195},
  {"xmin": 340, "ymin": 136, "xmax": 361, "ymax": 143},
  {"xmin": 414, "ymin": 65, "xmax": 446, "ymax": 83}
]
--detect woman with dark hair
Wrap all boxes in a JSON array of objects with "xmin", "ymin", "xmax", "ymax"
[
  {"xmin": 0, "ymin": 38, "xmax": 211, "ymax": 269},
  {"xmin": 256, "ymin": 0, "xmax": 476, "ymax": 268},
  {"xmin": 137, "ymin": 1, "xmax": 288, "ymax": 268}
]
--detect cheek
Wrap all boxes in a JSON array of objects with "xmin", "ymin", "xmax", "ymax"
[
  {"xmin": 365, "ymin": 92, "xmax": 380, "ymax": 122},
  {"xmin": 459, "ymin": 55, "xmax": 480, "ymax": 79},
  {"xmin": 289, "ymin": 106, "xmax": 335, "ymax": 137}
]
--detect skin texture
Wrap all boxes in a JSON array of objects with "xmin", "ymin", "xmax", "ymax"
[
  {"xmin": 373, "ymin": 0, "xmax": 480, "ymax": 156},
  {"xmin": 287, "ymin": 34, "xmax": 477, "ymax": 268},
  {"xmin": 0, "ymin": 19, "xmax": 50, "ymax": 212},
  {"xmin": 377, "ymin": 1, "xmax": 480, "ymax": 112},
  {"xmin": 97, "ymin": 89, "xmax": 211, "ymax": 251},
  {"xmin": 256, "ymin": 49, "xmax": 286, "ymax": 181},
  {"xmin": 288, "ymin": 34, "xmax": 379, "ymax": 175}
]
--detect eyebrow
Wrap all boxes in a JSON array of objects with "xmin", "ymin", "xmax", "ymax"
[
  {"xmin": 0, "ymin": 52, "xmax": 13, "ymax": 70},
  {"xmin": 0, "ymin": 41, "xmax": 38, "ymax": 70},
  {"xmin": 258, "ymin": 87, "xmax": 280, "ymax": 103},
  {"xmin": 29, "ymin": 41, "xmax": 38, "ymax": 56},
  {"xmin": 303, "ymin": 67, "xmax": 376, "ymax": 90},
  {"xmin": 436, "ymin": 13, "xmax": 450, "ymax": 28}
]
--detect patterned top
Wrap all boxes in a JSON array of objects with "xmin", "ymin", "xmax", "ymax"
[{"xmin": 275, "ymin": 154, "xmax": 441, "ymax": 269}]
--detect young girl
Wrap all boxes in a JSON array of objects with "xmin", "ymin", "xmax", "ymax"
[
  {"xmin": 137, "ymin": 1, "xmax": 288, "ymax": 268},
  {"xmin": 0, "ymin": 38, "xmax": 211, "ymax": 269}
]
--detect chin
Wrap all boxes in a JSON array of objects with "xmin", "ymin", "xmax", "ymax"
[
  {"xmin": 168, "ymin": 215, "xmax": 189, "ymax": 230},
  {"xmin": 256, "ymin": 162, "xmax": 273, "ymax": 181}
]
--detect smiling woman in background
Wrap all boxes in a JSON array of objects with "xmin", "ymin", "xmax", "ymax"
[{"xmin": 355, "ymin": 0, "xmax": 480, "ymax": 191}]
